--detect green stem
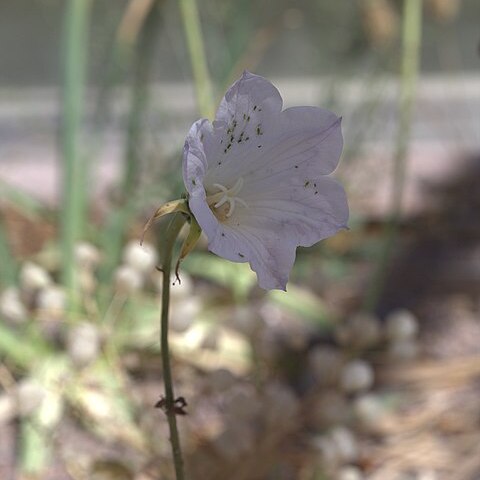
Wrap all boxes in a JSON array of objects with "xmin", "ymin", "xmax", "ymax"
[
  {"xmin": 0, "ymin": 214, "xmax": 16, "ymax": 287},
  {"xmin": 178, "ymin": 0, "xmax": 215, "ymax": 119},
  {"xmin": 61, "ymin": 0, "xmax": 92, "ymax": 305},
  {"xmin": 160, "ymin": 214, "xmax": 187, "ymax": 480},
  {"xmin": 364, "ymin": 0, "xmax": 423, "ymax": 312},
  {"xmin": 99, "ymin": 1, "xmax": 162, "ymax": 284}
]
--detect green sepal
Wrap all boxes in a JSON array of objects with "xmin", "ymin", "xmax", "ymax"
[
  {"xmin": 174, "ymin": 215, "xmax": 202, "ymax": 282},
  {"xmin": 141, "ymin": 198, "xmax": 189, "ymax": 245}
]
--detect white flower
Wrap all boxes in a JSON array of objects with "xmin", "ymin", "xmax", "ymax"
[{"xmin": 183, "ymin": 71, "xmax": 348, "ymax": 290}]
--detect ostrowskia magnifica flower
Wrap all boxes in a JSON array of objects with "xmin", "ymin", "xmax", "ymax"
[{"xmin": 182, "ymin": 72, "xmax": 348, "ymax": 290}]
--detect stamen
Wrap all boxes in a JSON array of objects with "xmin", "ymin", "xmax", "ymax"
[
  {"xmin": 214, "ymin": 195, "xmax": 229, "ymax": 208},
  {"xmin": 206, "ymin": 177, "xmax": 248, "ymax": 221}
]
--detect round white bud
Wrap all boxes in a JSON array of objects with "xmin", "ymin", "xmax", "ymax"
[
  {"xmin": 20, "ymin": 262, "xmax": 52, "ymax": 292},
  {"xmin": 66, "ymin": 322, "xmax": 101, "ymax": 367},
  {"xmin": 114, "ymin": 265, "xmax": 143, "ymax": 294},
  {"xmin": 385, "ymin": 309, "xmax": 419, "ymax": 341},
  {"xmin": 37, "ymin": 286, "xmax": 66, "ymax": 317},
  {"xmin": 340, "ymin": 360, "xmax": 374, "ymax": 393},
  {"xmin": 170, "ymin": 297, "xmax": 201, "ymax": 333},
  {"xmin": 123, "ymin": 241, "xmax": 157, "ymax": 274},
  {"xmin": 74, "ymin": 242, "xmax": 101, "ymax": 270},
  {"xmin": 0, "ymin": 288, "xmax": 27, "ymax": 325}
]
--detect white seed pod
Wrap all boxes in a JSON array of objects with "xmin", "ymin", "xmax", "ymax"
[
  {"xmin": 308, "ymin": 345, "xmax": 344, "ymax": 387},
  {"xmin": 123, "ymin": 240, "xmax": 157, "ymax": 274},
  {"xmin": 0, "ymin": 287, "xmax": 27, "ymax": 325},
  {"xmin": 330, "ymin": 426, "xmax": 358, "ymax": 463},
  {"xmin": 114, "ymin": 265, "xmax": 143, "ymax": 294},
  {"xmin": 19, "ymin": 262, "xmax": 52, "ymax": 293},
  {"xmin": 338, "ymin": 466, "xmax": 364, "ymax": 480},
  {"xmin": 15, "ymin": 379, "xmax": 46, "ymax": 417},
  {"xmin": 37, "ymin": 286, "xmax": 66, "ymax": 318},
  {"xmin": 340, "ymin": 360, "xmax": 374, "ymax": 394},
  {"xmin": 388, "ymin": 338, "xmax": 419, "ymax": 361},
  {"xmin": 74, "ymin": 242, "xmax": 100, "ymax": 270},
  {"xmin": 385, "ymin": 309, "xmax": 419, "ymax": 341},
  {"xmin": 353, "ymin": 393, "xmax": 386, "ymax": 431},
  {"xmin": 66, "ymin": 322, "xmax": 101, "ymax": 367},
  {"xmin": 170, "ymin": 297, "xmax": 201, "ymax": 333},
  {"xmin": 335, "ymin": 313, "xmax": 381, "ymax": 349}
]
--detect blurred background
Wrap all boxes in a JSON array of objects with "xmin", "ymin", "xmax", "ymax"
[{"xmin": 0, "ymin": 0, "xmax": 479, "ymax": 479}]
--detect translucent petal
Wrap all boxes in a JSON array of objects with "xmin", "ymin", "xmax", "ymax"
[{"xmin": 182, "ymin": 73, "xmax": 349, "ymax": 291}]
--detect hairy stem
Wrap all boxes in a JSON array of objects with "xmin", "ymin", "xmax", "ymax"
[
  {"xmin": 364, "ymin": 0, "xmax": 423, "ymax": 312},
  {"xmin": 160, "ymin": 214, "xmax": 187, "ymax": 480}
]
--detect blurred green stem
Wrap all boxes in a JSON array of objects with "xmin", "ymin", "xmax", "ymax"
[
  {"xmin": 100, "ymin": 0, "xmax": 162, "ymax": 283},
  {"xmin": 0, "ymin": 215, "xmax": 16, "ymax": 287},
  {"xmin": 61, "ymin": 0, "xmax": 92, "ymax": 305},
  {"xmin": 160, "ymin": 214, "xmax": 187, "ymax": 480},
  {"xmin": 364, "ymin": 0, "xmax": 423, "ymax": 312},
  {"xmin": 178, "ymin": 0, "xmax": 215, "ymax": 119}
]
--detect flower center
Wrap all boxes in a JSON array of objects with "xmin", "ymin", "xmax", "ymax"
[{"xmin": 206, "ymin": 177, "xmax": 248, "ymax": 221}]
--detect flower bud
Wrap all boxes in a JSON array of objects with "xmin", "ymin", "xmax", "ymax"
[
  {"xmin": 74, "ymin": 242, "xmax": 101, "ymax": 270},
  {"xmin": 66, "ymin": 322, "xmax": 101, "ymax": 367},
  {"xmin": 114, "ymin": 265, "xmax": 143, "ymax": 294},
  {"xmin": 37, "ymin": 286, "xmax": 66, "ymax": 319},
  {"xmin": 170, "ymin": 297, "xmax": 201, "ymax": 333},
  {"xmin": 340, "ymin": 360, "xmax": 374, "ymax": 393},
  {"xmin": 123, "ymin": 241, "xmax": 157, "ymax": 274},
  {"xmin": 0, "ymin": 287, "xmax": 27, "ymax": 325},
  {"xmin": 20, "ymin": 262, "xmax": 52, "ymax": 293}
]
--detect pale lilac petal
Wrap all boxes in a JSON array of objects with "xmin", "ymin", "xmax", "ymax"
[
  {"xmin": 215, "ymin": 71, "xmax": 283, "ymax": 125},
  {"xmin": 182, "ymin": 72, "xmax": 348, "ymax": 291},
  {"xmin": 208, "ymin": 222, "xmax": 296, "ymax": 291},
  {"xmin": 183, "ymin": 119, "xmax": 221, "ymax": 239}
]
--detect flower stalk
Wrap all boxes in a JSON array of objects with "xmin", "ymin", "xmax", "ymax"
[{"xmin": 159, "ymin": 213, "xmax": 187, "ymax": 480}]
